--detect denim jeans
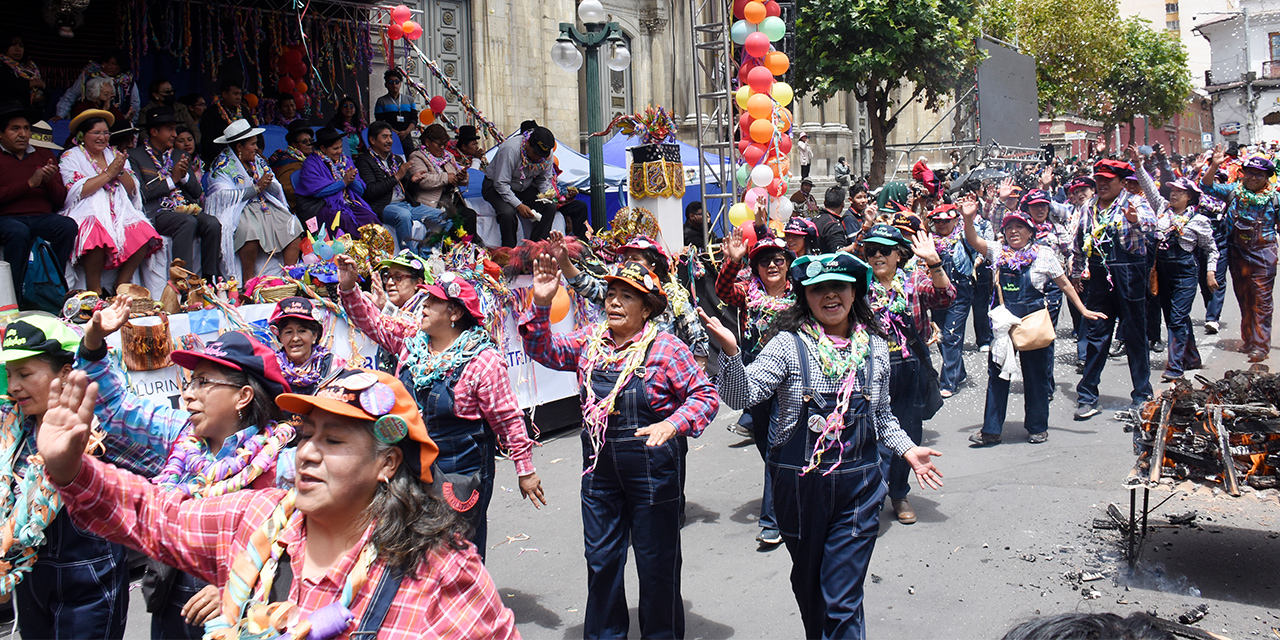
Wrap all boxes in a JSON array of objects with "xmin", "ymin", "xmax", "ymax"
[
  {"xmin": 1158, "ymin": 252, "xmax": 1202, "ymax": 377},
  {"xmin": 1199, "ymin": 225, "xmax": 1229, "ymax": 323},
  {"xmin": 15, "ymin": 512, "xmax": 129, "ymax": 640},
  {"xmin": 1077, "ymin": 260, "xmax": 1154, "ymax": 405},
  {"xmin": 581, "ymin": 430, "xmax": 684, "ymax": 639},
  {"xmin": 935, "ymin": 275, "xmax": 972, "ymax": 393},
  {"xmin": 742, "ymin": 400, "xmax": 776, "ymax": 530},
  {"xmin": 880, "ymin": 356, "xmax": 923, "ymax": 500},
  {"xmin": 150, "ymin": 570, "xmax": 209, "ymax": 639},
  {"xmin": 983, "ymin": 345, "xmax": 1053, "ymax": 436},
  {"xmin": 972, "ymin": 264, "xmax": 993, "ymax": 347},
  {"xmin": 381, "ymin": 200, "xmax": 444, "ymax": 249}
]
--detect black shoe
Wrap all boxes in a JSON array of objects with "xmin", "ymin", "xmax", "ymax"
[
  {"xmin": 1150, "ymin": 340, "xmax": 1165, "ymax": 353},
  {"xmin": 968, "ymin": 432, "xmax": 1000, "ymax": 446},
  {"xmin": 756, "ymin": 527, "xmax": 782, "ymax": 546},
  {"xmin": 1028, "ymin": 432, "xmax": 1048, "ymax": 444},
  {"xmin": 1109, "ymin": 340, "xmax": 1126, "ymax": 358}
]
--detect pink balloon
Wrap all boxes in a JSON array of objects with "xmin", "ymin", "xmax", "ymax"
[
  {"xmin": 744, "ymin": 31, "xmax": 770, "ymax": 58},
  {"xmin": 738, "ymin": 111, "xmax": 753, "ymax": 133},
  {"xmin": 387, "ymin": 23, "xmax": 404, "ymax": 41},
  {"xmin": 391, "ymin": 5, "xmax": 412, "ymax": 23},
  {"xmin": 429, "ymin": 95, "xmax": 447, "ymax": 114},
  {"xmin": 745, "ymin": 186, "xmax": 767, "ymax": 208},
  {"xmin": 747, "ymin": 66, "xmax": 774, "ymax": 94}
]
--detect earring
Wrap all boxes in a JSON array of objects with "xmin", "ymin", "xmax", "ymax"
[
  {"xmin": 238, "ymin": 408, "xmax": 243, "ymax": 421},
  {"xmin": 451, "ymin": 320, "xmax": 455, "ymax": 328}
]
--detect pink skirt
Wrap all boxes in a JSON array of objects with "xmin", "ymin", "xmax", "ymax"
[{"xmin": 76, "ymin": 217, "xmax": 163, "ymax": 269}]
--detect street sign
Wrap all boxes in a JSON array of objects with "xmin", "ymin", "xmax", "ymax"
[
  {"xmin": 1064, "ymin": 131, "xmax": 1087, "ymax": 140},
  {"xmin": 1202, "ymin": 132, "xmax": 1213, "ymax": 149}
]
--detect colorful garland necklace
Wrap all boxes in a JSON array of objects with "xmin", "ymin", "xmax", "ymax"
[
  {"xmin": 0, "ymin": 55, "xmax": 42, "ymax": 104},
  {"xmin": 241, "ymin": 154, "xmax": 270, "ymax": 216},
  {"xmin": 79, "ymin": 143, "xmax": 120, "ymax": 218},
  {"xmin": 279, "ymin": 146, "xmax": 307, "ymax": 164},
  {"xmin": 373, "ymin": 152, "xmax": 405, "ymax": 201},
  {"xmin": 515, "ymin": 129, "xmax": 552, "ymax": 182},
  {"xmin": 744, "ymin": 277, "xmax": 793, "ymax": 339},
  {"xmin": 799, "ymin": 321, "xmax": 871, "ymax": 475},
  {"xmin": 0, "ymin": 408, "xmax": 107, "ymax": 595},
  {"xmin": 1159, "ymin": 207, "xmax": 1193, "ymax": 250},
  {"xmin": 277, "ymin": 345, "xmax": 332, "ymax": 391},
  {"xmin": 996, "ymin": 244, "xmax": 1039, "ymax": 271},
  {"xmin": 933, "ymin": 224, "xmax": 963, "ymax": 257},
  {"xmin": 213, "ymin": 96, "xmax": 253, "ymax": 126},
  {"xmin": 1082, "ymin": 202, "xmax": 1117, "ymax": 260},
  {"xmin": 1233, "ymin": 180, "xmax": 1277, "ymax": 207},
  {"xmin": 580, "ymin": 321, "xmax": 660, "ymax": 474},
  {"xmin": 402, "ymin": 325, "xmax": 494, "ymax": 388},
  {"xmin": 151, "ymin": 420, "xmax": 295, "ymax": 498},
  {"xmin": 205, "ymin": 491, "xmax": 379, "ymax": 640}
]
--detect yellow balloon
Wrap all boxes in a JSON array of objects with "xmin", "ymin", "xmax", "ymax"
[
  {"xmin": 728, "ymin": 202, "xmax": 752, "ymax": 227},
  {"xmin": 771, "ymin": 82, "xmax": 794, "ymax": 108},
  {"xmin": 735, "ymin": 86, "xmax": 752, "ymax": 111}
]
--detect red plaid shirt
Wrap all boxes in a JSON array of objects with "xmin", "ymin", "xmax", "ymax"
[
  {"xmin": 58, "ymin": 457, "xmax": 520, "ymax": 639},
  {"xmin": 340, "ymin": 287, "xmax": 536, "ymax": 476}
]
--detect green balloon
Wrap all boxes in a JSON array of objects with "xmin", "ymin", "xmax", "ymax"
[
  {"xmin": 759, "ymin": 16, "xmax": 786, "ymax": 42},
  {"xmin": 736, "ymin": 163, "xmax": 750, "ymax": 187}
]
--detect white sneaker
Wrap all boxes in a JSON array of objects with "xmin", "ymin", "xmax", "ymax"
[
  {"xmin": 1205, "ymin": 321, "xmax": 1219, "ymax": 335},
  {"xmin": 978, "ymin": 344, "xmax": 991, "ymax": 353}
]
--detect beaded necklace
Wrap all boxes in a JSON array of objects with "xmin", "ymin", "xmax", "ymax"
[
  {"xmin": 205, "ymin": 491, "xmax": 379, "ymax": 640},
  {"xmin": 277, "ymin": 345, "xmax": 332, "ymax": 391},
  {"xmin": 402, "ymin": 325, "xmax": 493, "ymax": 388},
  {"xmin": 580, "ymin": 321, "xmax": 659, "ymax": 474},
  {"xmin": 241, "ymin": 154, "xmax": 270, "ymax": 215},
  {"xmin": 151, "ymin": 420, "xmax": 295, "ymax": 498},
  {"xmin": 799, "ymin": 321, "xmax": 870, "ymax": 475},
  {"xmin": 743, "ymin": 277, "xmax": 793, "ymax": 339}
]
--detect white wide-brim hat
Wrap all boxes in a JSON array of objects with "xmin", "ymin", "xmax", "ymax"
[{"xmin": 214, "ymin": 118, "xmax": 266, "ymax": 145}]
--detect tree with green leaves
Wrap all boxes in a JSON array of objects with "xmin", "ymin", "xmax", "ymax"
[
  {"xmin": 1097, "ymin": 16, "xmax": 1193, "ymax": 136},
  {"xmin": 980, "ymin": 0, "xmax": 1121, "ymax": 119},
  {"xmin": 793, "ymin": 0, "xmax": 983, "ymax": 186}
]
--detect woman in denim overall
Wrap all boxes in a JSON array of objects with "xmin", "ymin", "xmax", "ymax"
[{"xmin": 708, "ymin": 253, "xmax": 943, "ymax": 640}]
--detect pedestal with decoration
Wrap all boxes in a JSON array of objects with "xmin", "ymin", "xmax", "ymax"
[{"xmin": 594, "ymin": 107, "xmax": 686, "ymax": 255}]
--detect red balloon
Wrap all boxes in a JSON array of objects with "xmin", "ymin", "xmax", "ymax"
[
  {"xmin": 285, "ymin": 49, "xmax": 303, "ymax": 65},
  {"xmin": 276, "ymin": 55, "xmax": 289, "ymax": 72},
  {"xmin": 277, "ymin": 76, "xmax": 296, "ymax": 93},
  {"xmin": 747, "ymin": 66, "xmax": 774, "ymax": 93},
  {"xmin": 429, "ymin": 95, "xmax": 447, "ymax": 114},
  {"xmin": 732, "ymin": 0, "xmax": 751, "ymax": 20},
  {"xmin": 737, "ymin": 137, "xmax": 751, "ymax": 154},
  {"xmin": 737, "ymin": 60, "xmax": 758, "ymax": 86},
  {"xmin": 289, "ymin": 62, "xmax": 307, "ymax": 78},
  {"xmin": 778, "ymin": 135, "xmax": 793, "ymax": 155},
  {"xmin": 744, "ymin": 31, "xmax": 770, "ymax": 58},
  {"xmin": 390, "ymin": 5, "xmax": 412, "ymax": 23},
  {"xmin": 742, "ymin": 143, "xmax": 766, "ymax": 166},
  {"xmin": 402, "ymin": 20, "xmax": 421, "ymax": 40},
  {"xmin": 764, "ymin": 0, "xmax": 781, "ymax": 17},
  {"xmin": 738, "ymin": 111, "xmax": 753, "ymax": 133},
  {"xmin": 387, "ymin": 23, "xmax": 404, "ymax": 40},
  {"xmin": 768, "ymin": 177, "xmax": 787, "ymax": 197}
]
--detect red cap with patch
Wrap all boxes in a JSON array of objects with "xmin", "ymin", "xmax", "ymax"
[{"xmin": 421, "ymin": 272, "xmax": 484, "ymax": 325}]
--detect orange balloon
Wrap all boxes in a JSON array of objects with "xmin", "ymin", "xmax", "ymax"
[
  {"xmin": 746, "ymin": 93, "xmax": 773, "ymax": 120},
  {"xmin": 776, "ymin": 106, "xmax": 792, "ymax": 133},
  {"xmin": 743, "ymin": 0, "xmax": 766, "ymax": 24},
  {"xmin": 764, "ymin": 51, "xmax": 790, "ymax": 76},
  {"xmin": 768, "ymin": 157, "xmax": 791, "ymax": 178},
  {"xmin": 749, "ymin": 118, "xmax": 774, "ymax": 143},
  {"xmin": 549, "ymin": 286, "xmax": 571, "ymax": 324},
  {"xmin": 244, "ymin": 93, "xmax": 259, "ymax": 108},
  {"xmin": 419, "ymin": 110, "xmax": 436, "ymax": 126},
  {"xmin": 294, "ymin": 81, "xmax": 308, "ymax": 94}
]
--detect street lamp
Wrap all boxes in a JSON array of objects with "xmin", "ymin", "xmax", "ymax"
[{"xmin": 552, "ymin": 0, "xmax": 630, "ymax": 230}]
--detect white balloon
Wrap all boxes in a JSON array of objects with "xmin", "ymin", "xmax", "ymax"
[
  {"xmin": 777, "ymin": 197, "xmax": 794, "ymax": 218},
  {"xmin": 750, "ymin": 164, "xmax": 773, "ymax": 188}
]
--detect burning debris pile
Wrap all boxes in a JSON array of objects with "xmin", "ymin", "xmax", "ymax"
[{"xmin": 1129, "ymin": 370, "xmax": 1280, "ymax": 494}]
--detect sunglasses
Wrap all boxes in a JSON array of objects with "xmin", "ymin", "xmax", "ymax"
[
  {"xmin": 388, "ymin": 78, "xmax": 402, "ymax": 85},
  {"xmin": 864, "ymin": 244, "xmax": 898, "ymax": 257},
  {"xmin": 182, "ymin": 376, "xmax": 242, "ymax": 392},
  {"xmin": 381, "ymin": 271, "xmax": 416, "ymax": 285},
  {"xmin": 759, "ymin": 255, "xmax": 788, "ymax": 267}
]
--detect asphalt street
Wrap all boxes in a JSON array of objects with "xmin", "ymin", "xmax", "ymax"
[{"xmin": 114, "ymin": 284, "xmax": 1280, "ymax": 639}]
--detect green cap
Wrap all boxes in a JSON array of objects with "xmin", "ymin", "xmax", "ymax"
[
  {"xmin": 0, "ymin": 316, "xmax": 80, "ymax": 362},
  {"xmin": 375, "ymin": 250, "xmax": 430, "ymax": 280},
  {"xmin": 790, "ymin": 253, "xmax": 872, "ymax": 292}
]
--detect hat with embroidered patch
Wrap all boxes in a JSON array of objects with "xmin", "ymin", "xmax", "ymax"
[
  {"xmin": 862, "ymin": 223, "xmax": 908, "ymax": 248},
  {"xmin": 1019, "ymin": 189, "xmax": 1052, "ymax": 212},
  {"xmin": 276, "ymin": 368, "xmax": 439, "ymax": 484},
  {"xmin": 1242, "ymin": 155, "xmax": 1276, "ymax": 176},
  {"xmin": 601, "ymin": 261, "xmax": 668, "ymax": 317},
  {"xmin": 1001, "ymin": 210, "xmax": 1036, "ymax": 231},
  {"xmin": 269, "ymin": 296, "xmax": 326, "ymax": 333},
  {"xmin": 889, "ymin": 212, "xmax": 923, "ymax": 239},
  {"xmin": 748, "ymin": 236, "xmax": 794, "ymax": 263},
  {"xmin": 789, "ymin": 253, "xmax": 872, "ymax": 294},
  {"xmin": 421, "ymin": 271, "xmax": 484, "ymax": 324},
  {"xmin": 1066, "ymin": 176, "xmax": 1096, "ymax": 192},
  {"xmin": 783, "ymin": 216, "xmax": 818, "ymax": 238},
  {"xmin": 168, "ymin": 330, "xmax": 290, "ymax": 398},
  {"xmin": 0, "ymin": 316, "xmax": 80, "ymax": 362},
  {"xmin": 376, "ymin": 249, "xmax": 428, "ymax": 279},
  {"xmin": 928, "ymin": 203, "xmax": 960, "ymax": 220}
]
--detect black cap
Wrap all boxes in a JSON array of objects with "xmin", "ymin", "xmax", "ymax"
[
  {"xmin": 457, "ymin": 125, "xmax": 480, "ymax": 144},
  {"xmin": 169, "ymin": 331, "xmax": 291, "ymax": 399},
  {"xmin": 527, "ymin": 126, "xmax": 554, "ymax": 158},
  {"xmin": 144, "ymin": 106, "xmax": 177, "ymax": 127},
  {"xmin": 0, "ymin": 100, "xmax": 39, "ymax": 129}
]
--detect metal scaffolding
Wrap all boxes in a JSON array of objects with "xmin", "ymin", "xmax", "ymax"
[{"xmin": 688, "ymin": 0, "xmax": 736, "ymax": 239}]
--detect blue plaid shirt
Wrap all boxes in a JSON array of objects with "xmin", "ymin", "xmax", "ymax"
[{"xmin": 1203, "ymin": 181, "xmax": 1280, "ymax": 244}]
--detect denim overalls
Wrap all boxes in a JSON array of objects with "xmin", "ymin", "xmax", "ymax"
[
  {"xmin": 770, "ymin": 335, "xmax": 884, "ymax": 640},
  {"xmin": 1077, "ymin": 198, "xmax": 1154, "ymax": 406},
  {"xmin": 578, "ymin": 352, "xmax": 685, "ymax": 640},
  {"xmin": 401, "ymin": 365, "xmax": 496, "ymax": 555},
  {"xmin": 1227, "ymin": 203, "xmax": 1279, "ymax": 356},
  {"xmin": 933, "ymin": 241, "xmax": 975, "ymax": 393},
  {"xmin": 982, "ymin": 261, "xmax": 1054, "ymax": 437},
  {"xmin": 736, "ymin": 298, "xmax": 781, "ymax": 532},
  {"xmin": 1155, "ymin": 219, "xmax": 1203, "ymax": 377}
]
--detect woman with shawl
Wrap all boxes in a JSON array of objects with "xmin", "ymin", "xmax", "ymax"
[
  {"xmin": 58, "ymin": 110, "xmax": 162, "ymax": 293},
  {"xmin": 294, "ymin": 126, "xmax": 380, "ymax": 236},
  {"xmin": 203, "ymin": 119, "xmax": 303, "ymax": 279}
]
